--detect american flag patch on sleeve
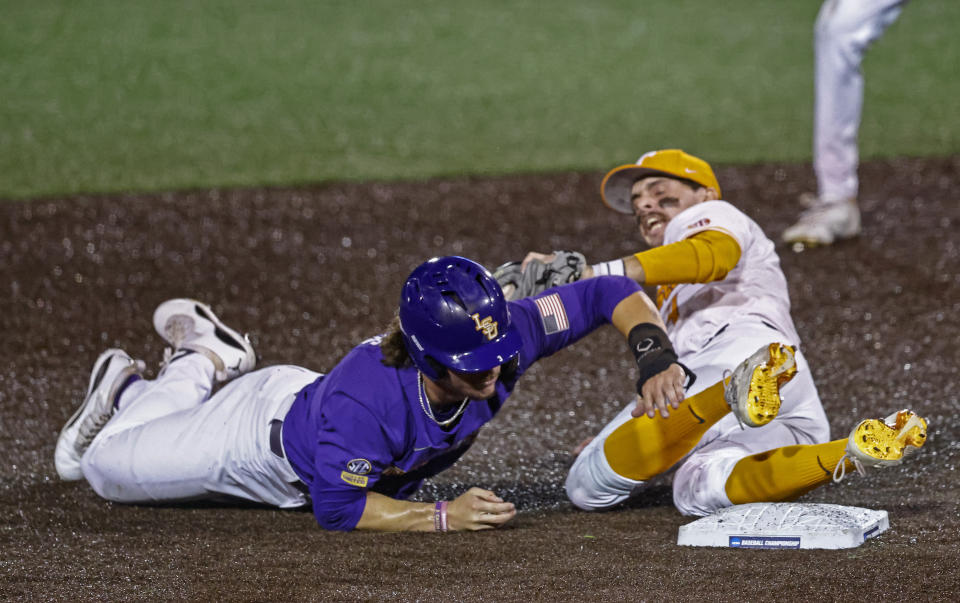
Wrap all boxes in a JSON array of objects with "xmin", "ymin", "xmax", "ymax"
[{"xmin": 534, "ymin": 293, "xmax": 569, "ymax": 335}]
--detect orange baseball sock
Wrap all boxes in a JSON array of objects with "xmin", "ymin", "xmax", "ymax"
[
  {"xmin": 604, "ymin": 382, "xmax": 730, "ymax": 480},
  {"xmin": 724, "ymin": 439, "xmax": 854, "ymax": 504}
]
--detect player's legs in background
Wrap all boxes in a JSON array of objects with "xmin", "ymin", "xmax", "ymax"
[
  {"xmin": 814, "ymin": 0, "xmax": 905, "ymax": 202},
  {"xmin": 783, "ymin": 0, "xmax": 906, "ymax": 245},
  {"xmin": 82, "ymin": 364, "xmax": 319, "ymax": 507}
]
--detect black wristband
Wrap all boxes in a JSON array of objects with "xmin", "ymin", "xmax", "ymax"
[{"xmin": 628, "ymin": 323, "xmax": 682, "ymax": 394}]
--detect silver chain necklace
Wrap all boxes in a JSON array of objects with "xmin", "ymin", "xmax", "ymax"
[{"xmin": 417, "ymin": 372, "xmax": 470, "ymax": 427}]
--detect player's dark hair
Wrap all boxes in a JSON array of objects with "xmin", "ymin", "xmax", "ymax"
[
  {"xmin": 380, "ymin": 316, "xmax": 413, "ymax": 369},
  {"xmin": 380, "ymin": 317, "xmax": 447, "ymax": 376}
]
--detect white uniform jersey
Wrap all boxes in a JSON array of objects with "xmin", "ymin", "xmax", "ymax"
[
  {"xmin": 655, "ymin": 200, "xmax": 800, "ymax": 358},
  {"xmin": 566, "ymin": 200, "xmax": 829, "ymax": 516}
]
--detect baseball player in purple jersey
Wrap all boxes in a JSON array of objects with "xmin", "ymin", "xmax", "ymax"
[{"xmin": 57, "ymin": 255, "xmax": 724, "ymax": 532}]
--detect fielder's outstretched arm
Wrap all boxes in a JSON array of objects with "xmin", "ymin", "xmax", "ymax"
[
  {"xmin": 586, "ymin": 230, "xmax": 741, "ymax": 286},
  {"xmin": 354, "ymin": 488, "xmax": 516, "ymax": 532}
]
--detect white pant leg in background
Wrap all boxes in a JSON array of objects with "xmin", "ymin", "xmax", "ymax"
[
  {"xmin": 82, "ymin": 357, "xmax": 320, "ymax": 508},
  {"xmin": 814, "ymin": 0, "xmax": 906, "ymax": 201},
  {"xmin": 566, "ymin": 323, "xmax": 829, "ymax": 515}
]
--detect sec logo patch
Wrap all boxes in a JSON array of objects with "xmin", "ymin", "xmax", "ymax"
[{"xmin": 347, "ymin": 458, "xmax": 372, "ymax": 475}]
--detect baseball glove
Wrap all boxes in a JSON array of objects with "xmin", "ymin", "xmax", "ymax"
[{"xmin": 493, "ymin": 251, "xmax": 586, "ymax": 301}]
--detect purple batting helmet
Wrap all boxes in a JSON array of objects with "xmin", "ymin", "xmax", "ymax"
[{"xmin": 399, "ymin": 256, "xmax": 522, "ymax": 380}]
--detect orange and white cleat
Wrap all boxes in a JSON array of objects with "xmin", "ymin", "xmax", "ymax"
[
  {"xmin": 834, "ymin": 410, "xmax": 929, "ymax": 482},
  {"xmin": 724, "ymin": 343, "xmax": 798, "ymax": 428}
]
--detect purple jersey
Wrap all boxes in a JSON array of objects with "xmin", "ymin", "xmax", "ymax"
[{"xmin": 282, "ymin": 275, "xmax": 640, "ymax": 530}]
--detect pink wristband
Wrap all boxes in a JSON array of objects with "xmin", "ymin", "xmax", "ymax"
[{"xmin": 434, "ymin": 501, "xmax": 449, "ymax": 532}]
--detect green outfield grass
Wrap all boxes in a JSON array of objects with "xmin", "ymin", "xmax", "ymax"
[{"xmin": 1, "ymin": 0, "xmax": 958, "ymax": 199}]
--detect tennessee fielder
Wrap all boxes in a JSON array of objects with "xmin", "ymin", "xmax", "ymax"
[
  {"xmin": 57, "ymin": 255, "xmax": 773, "ymax": 531},
  {"xmin": 514, "ymin": 149, "xmax": 928, "ymax": 515},
  {"xmin": 783, "ymin": 0, "xmax": 908, "ymax": 245}
]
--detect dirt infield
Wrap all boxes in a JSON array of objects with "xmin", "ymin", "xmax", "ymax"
[{"xmin": 2, "ymin": 156, "xmax": 959, "ymax": 601}]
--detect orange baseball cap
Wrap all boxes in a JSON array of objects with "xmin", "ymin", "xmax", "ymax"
[{"xmin": 600, "ymin": 149, "xmax": 722, "ymax": 214}]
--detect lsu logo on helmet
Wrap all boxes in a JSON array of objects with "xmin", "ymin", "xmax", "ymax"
[{"xmin": 471, "ymin": 313, "xmax": 498, "ymax": 340}]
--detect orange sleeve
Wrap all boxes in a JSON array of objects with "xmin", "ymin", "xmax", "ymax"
[{"xmin": 634, "ymin": 230, "xmax": 742, "ymax": 286}]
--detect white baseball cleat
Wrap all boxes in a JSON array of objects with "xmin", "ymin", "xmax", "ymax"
[
  {"xmin": 153, "ymin": 299, "xmax": 256, "ymax": 382},
  {"xmin": 724, "ymin": 343, "xmax": 798, "ymax": 428},
  {"xmin": 782, "ymin": 196, "xmax": 861, "ymax": 246},
  {"xmin": 55, "ymin": 348, "xmax": 145, "ymax": 481},
  {"xmin": 833, "ymin": 409, "xmax": 928, "ymax": 482}
]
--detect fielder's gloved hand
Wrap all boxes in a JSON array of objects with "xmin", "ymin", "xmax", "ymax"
[{"xmin": 493, "ymin": 251, "xmax": 586, "ymax": 301}]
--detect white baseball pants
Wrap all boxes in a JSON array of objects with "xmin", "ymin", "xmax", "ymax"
[{"xmin": 81, "ymin": 355, "xmax": 318, "ymax": 508}]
